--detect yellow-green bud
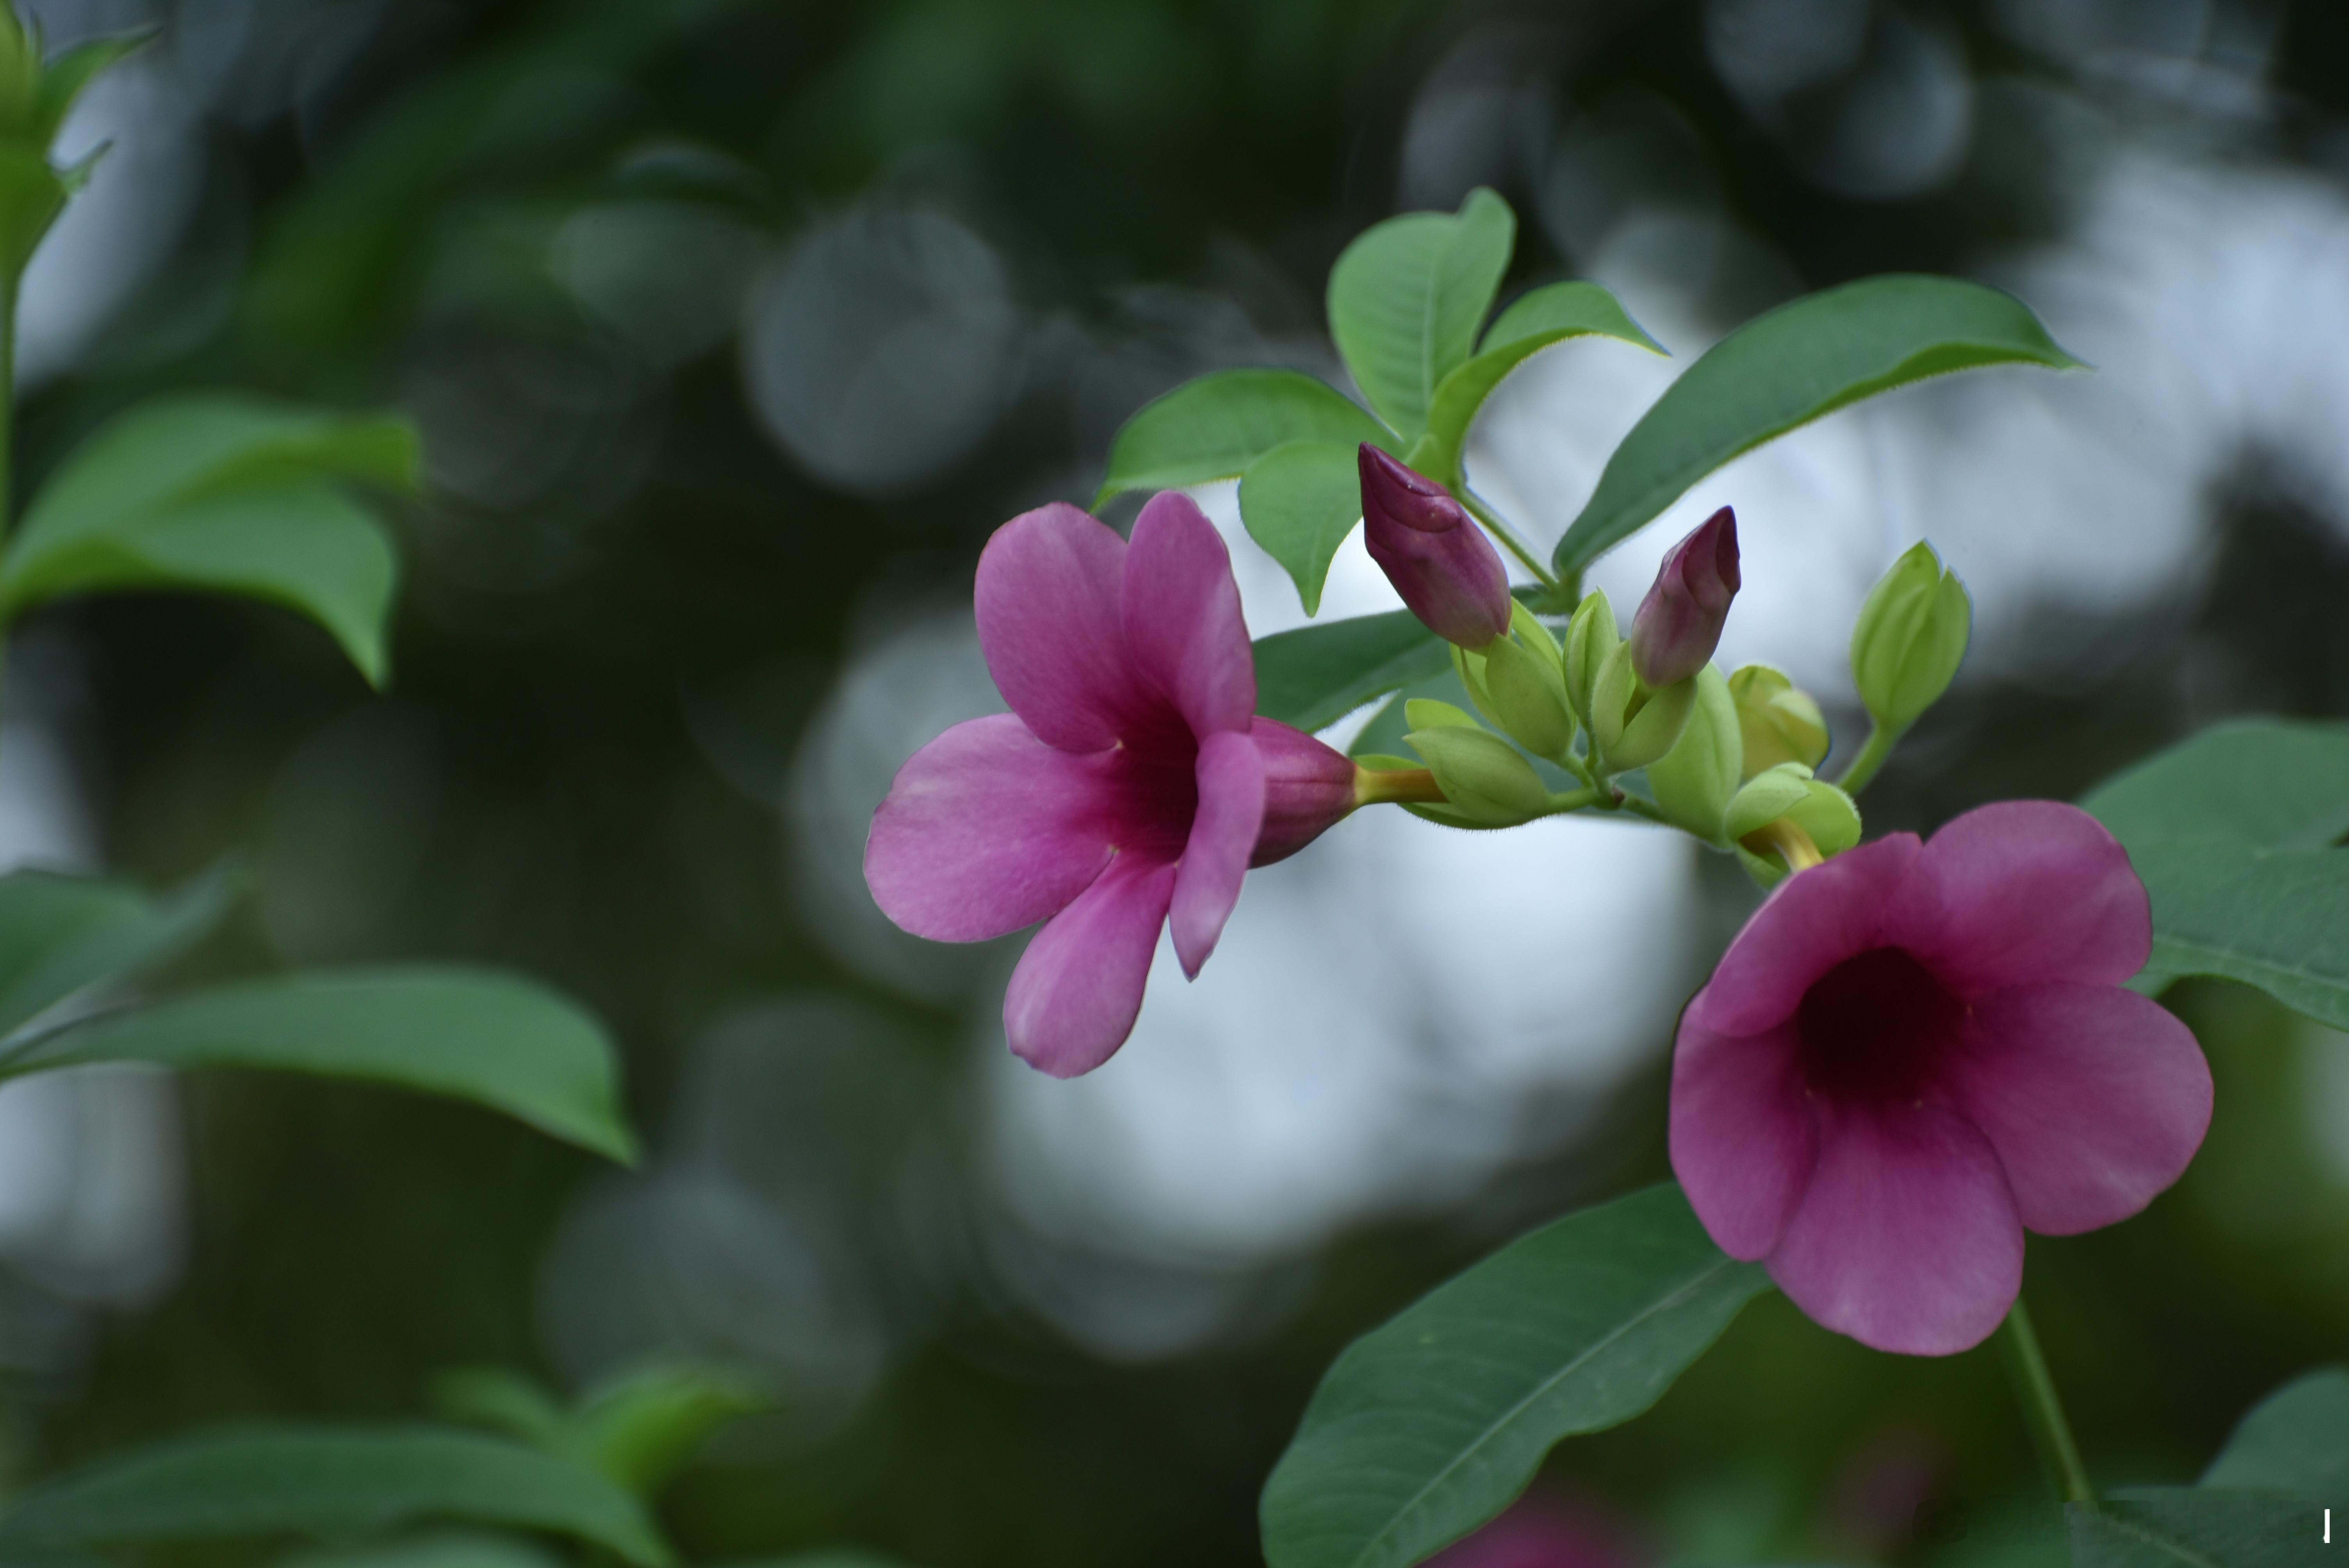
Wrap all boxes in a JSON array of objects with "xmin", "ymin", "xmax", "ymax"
[
  {"xmin": 1590, "ymin": 643, "xmax": 1695, "ymax": 773},
  {"xmin": 1726, "ymin": 664, "xmax": 1829, "ymax": 779},
  {"xmin": 1647, "ymin": 664, "xmax": 1741, "ymax": 843},
  {"xmin": 1404, "ymin": 722, "xmax": 1551, "ymax": 826},
  {"xmin": 1728, "ymin": 763, "xmax": 1862, "ymax": 888},
  {"xmin": 1562, "ymin": 590, "xmax": 1619, "ymax": 730},
  {"xmin": 1481, "ymin": 633, "xmax": 1576, "ymax": 763},
  {"xmin": 1851, "ymin": 542, "xmax": 1970, "ymax": 732}
]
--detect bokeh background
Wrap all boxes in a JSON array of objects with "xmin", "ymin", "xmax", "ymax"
[{"xmin": 0, "ymin": 0, "xmax": 2345, "ymax": 1562}]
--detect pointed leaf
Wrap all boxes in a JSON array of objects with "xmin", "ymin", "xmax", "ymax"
[
  {"xmin": 0, "ymin": 1425, "xmax": 670, "ymax": 1566},
  {"xmin": 1414, "ymin": 282, "xmax": 1665, "ymax": 489},
  {"xmin": 4, "ymin": 394, "xmax": 419, "ymax": 685},
  {"xmin": 1096, "ymin": 370, "xmax": 1396, "ymax": 503},
  {"xmin": 572, "ymin": 1363, "xmax": 767, "ymax": 1496},
  {"xmin": 1552, "ymin": 276, "xmax": 2079, "ymax": 574},
  {"xmin": 2085, "ymin": 720, "xmax": 2349, "ymax": 852},
  {"xmin": 2120, "ymin": 838, "xmax": 2349, "ymax": 1030},
  {"xmin": 0, "ymin": 967, "xmax": 636, "ymax": 1162},
  {"xmin": 1259, "ymin": 1183, "xmax": 1772, "ymax": 1568},
  {"xmin": 1240, "ymin": 440, "xmax": 1364, "ymax": 616},
  {"xmin": 1253, "ymin": 610, "xmax": 1452, "ymax": 734},
  {"xmin": 2070, "ymin": 1490, "xmax": 2323, "ymax": 1567},
  {"xmin": 2203, "ymin": 1367, "xmax": 2349, "ymax": 1505},
  {"xmin": 0, "ymin": 866, "xmax": 237, "ymax": 1040},
  {"xmin": 1327, "ymin": 189, "xmax": 1515, "ymax": 441}
]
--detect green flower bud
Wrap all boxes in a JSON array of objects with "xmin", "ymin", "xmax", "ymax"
[
  {"xmin": 1590, "ymin": 643, "xmax": 1695, "ymax": 773},
  {"xmin": 1728, "ymin": 763, "xmax": 1862, "ymax": 888},
  {"xmin": 1851, "ymin": 542, "xmax": 1970, "ymax": 731},
  {"xmin": 1404, "ymin": 697, "xmax": 1481, "ymax": 732},
  {"xmin": 1481, "ymin": 633, "xmax": 1576, "ymax": 762},
  {"xmin": 1726, "ymin": 664, "xmax": 1829, "ymax": 779},
  {"xmin": 1646, "ymin": 664, "xmax": 1741, "ymax": 843},
  {"xmin": 1562, "ymin": 590, "xmax": 1620, "ymax": 729},
  {"xmin": 1450, "ymin": 641, "xmax": 1497, "ymax": 725},
  {"xmin": 1404, "ymin": 722, "xmax": 1551, "ymax": 827}
]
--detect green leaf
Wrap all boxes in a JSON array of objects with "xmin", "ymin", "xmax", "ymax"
[
  {"xmin": 1551, "ymin": 276, "xmax": 2079, "ymax": 574},
  {"xmin": 433, "ymin": 1362, "xmax": 763, "ymax": 1497},
  {"xmin": 1096, "ymin": 370, "xmax": 1396, "ymax": 504},
  {"xmin": 1240, "ymin": 440, "xmax": 1363, "ymax": 616},
  {"xmin": 2085, "ymin": 720, "xmax": 2349, "ymax": 853},
  {"xmin": 2069, "ymin": 1489, "xmax": 2324, "ymax": 1567},
  {"xmin": 33, "ymin": 29, "xmax": 156, "ymax": 146},
  {"xmin": 1, "ymin": 967, "xmax": 636, "ymax": 1162},
  {"xmin": 282, "ymin": 1531, "xmax": 567, "ymax": 1568},
  {"xmin": 1253, "ymin": 610, "xmax": 1452, "ymax": 734},
  {"xmin": 0, "ymin": 867, "xmax": 236, "ymax": 1040},
  {"xmin": 0, "ymin": 141, "xmax": 63, "ymax": 273},
  {"xmin": 3, "ymin": 394, "xmax": 421, "ymax": 686},
  {"xmin": 2203, "ymin": 1366, "xmax": 2349, "ymax": 1505},
  {"xmin": 1413, "ymin": 281, "xmax": 1665, "ymax": 489},
  {"xmin": 1258, "ymin": 1183, "xmax": 1772, "ymax": 1568},
  {"xmin": 2120, "ymin": 838, "xmax": 2349, "ymax": 1030},
  {"xmin": 0, "ymin": 1425, "xmax": 670, "ymax": 1566},
  {"xmin": 1326, "ymin": 189, "xmax": 1515, "ymax": 441}
]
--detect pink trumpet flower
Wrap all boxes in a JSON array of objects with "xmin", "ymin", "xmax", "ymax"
[
  {"xmin": 1358, "ymin": 445, "xmax": 1515, "ymax": 649},
  {"xmin": 1669, "ymin": 800, "xmax": 2212, "ymax": 1355},
  {"xmin": 1629, "ymin": 506, "xmax": 1740, "ymax": 689},
  {"xmin": 865, "ymin": 494, "xmax": 1360, "ymax": 1077}
]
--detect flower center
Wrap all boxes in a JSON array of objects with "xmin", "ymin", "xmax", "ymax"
[
  {"xmin": 1795, "ymin": 946, "xmax": 1966, "ymax": 1107},
  {"xmin": 1100, "ymin": 705, "xmax": 1199, "ymax": 858}
]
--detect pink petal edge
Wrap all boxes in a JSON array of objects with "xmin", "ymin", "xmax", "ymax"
[
  {"xmin": 1694, "ymin": 833, "xmax": 1923, "ymax": 1037},
  {"xmin": 974, "ymin": 504, "xmax": 1144, "ymax": 753},
  {"xmin": 1121, "ymin": 492, "xmax": 1256, "ymax": 738},
  {"xmin": 1002, "ymin": 853, "xmax": 1178, "ymax": 1078},
  {"xmin": 1669, "ymin": 1010, "xmax": 1818, "ymax": 1260},
  {"xmin": 1169, "ymin": 730, "xmax": 1265, "ymax": 978}
]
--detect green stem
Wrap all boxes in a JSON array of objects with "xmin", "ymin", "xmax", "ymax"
[
  {"xmin": 1998, "ymin": 1299, "xmax": 2095, "ymax": 1507},
  {"xmin": 1833, "ymin": 720, "xmax": 1903, "ymax": 797},
  {"xmin": 1536, "ymin": 786, "xmax": 1602, "ymax": 817},
  {"xmin": 1458, "ymin": 488, "xmax": 1557, "ymax": 590}
]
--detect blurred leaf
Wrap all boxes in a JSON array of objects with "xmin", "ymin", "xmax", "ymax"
[
  {"xmin": 3, "ymin": 394, "xmax": 419, "ymax": 686},
  {"xmin": 1258, "ymin": 1183, "xmax": 1772, "ymax": 1568},
  {"xmin": 2084, "ymin": 720, "xmax": 2349, "ymax": 851},
  {"xmin": 1, "ymin": 967, "xmax": 636, "ymax": 1162},
  {"xmin": 33, "ymin": 29, "xmax": 155, "ymax": 146},
  {"xmin": 1326, "ymin": 188, "xmax": 1513, "ymax": 441},
  {"xmin": 1240, "ymin": 440, "xmax": 1362, "ymax": 615},
  {"xmin": 281, "ymin": 1530, "xmax": 566, "ymax": 1568},
  {"xmin": 1253, "ymin": 609, "xmax": 1451, "ymax": 734},
  {"xmin": 433, "ymin": 1362, "xmax": 762, "ymax": 1498},
  {"xmin": 2202, "ymin": 1366, "xmax": 2349, "ymax": 1504},
  {"xmin": 1413, "ymin": 281, "xmax": 1664, "ymax": 488},
  {"xmin": 713, "ymin": 1556, "xmax": 916, "ymax": 1568},
  {"xmin": 431, "ymin": 1368, "xmax": 572, "ymax": 1452},
  {"xmin": 1096, "ymin": 369, "xmax": 1395, "ymax": 503},
  {"xmin": 0, "ymin": 866, "xmax": 235, "ymax": 1039},
  {"xmin": 0, "ymin": 1425, "xmax": 670, "ymax": 1566},
  {"xmin": 0, "ymin": 141, "xmax": 62, "ymax": 273},
  {"xmin": 2069, "ymin": 1489, "xmax": 2322, "ymax": 1566},
  {"xmin": 2116, "ymin": 838, "xmax": 2349, "ymax": 1029},
  {"xmin": 1551, "ymin": 276, "xmax": 2079, "ymax": 575}
]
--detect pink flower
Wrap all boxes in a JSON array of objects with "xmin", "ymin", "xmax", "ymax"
[
  {"xmin": 1628, "ymin": 506, "xmax": 1739, "ymax": 689},
  {"xmin": 1669, "ymin": 800, "xmax": 2212, "ymax": 1355},
  {"xmin": 1358, "ymin": 445, "xmax": 1514, "ymax": 649},
  {"xmin": 864, "ymin": 493, "xmax": 1359, "ymax": 1076}
]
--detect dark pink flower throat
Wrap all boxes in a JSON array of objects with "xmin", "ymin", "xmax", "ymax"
[{"xmin": 1796, "ymin": 947, "xmax": 1966, "ymax": 1107}]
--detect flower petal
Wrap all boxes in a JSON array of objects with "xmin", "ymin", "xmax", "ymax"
[
  {"xmin": 1002, "ymin": 852, "xmax": 1177, "ymax": 1077},
  {"xmin": 975, "ymin": 503, "xmax": 1144, "ymax": 752},
  {"xmin": 1169, "ymin": 729, "xmax": 1265, "ymax": 978},
  {"xmin": 1121, "ymin": 491, "xmax": 1255, "ymax": 737},
  {"xmin": 865, "ymin": 715, "xmax": 1121, "ymax": 941},
  {"xmin": 1767, "ymin": 1102, "xmax": 2023, "ymax": 1356},
  {"xmin": 1947, "ymin": 983, "xmax": 2212, "ymax": 1235},
  {"xmin": 1669, "ymin": 1012, "xmax": 1816, "ymax": 1260},
  {"xmin": 1693, "ymin": 833, "xmax": 1922, "ymax": 1037},
  {"xmin": 1881, "ymin": 800, "xmax": 2150, "ymax": 994}
]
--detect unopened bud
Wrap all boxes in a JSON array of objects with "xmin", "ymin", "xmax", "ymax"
[
  {"xmin": 1728, "ymin": 763, "xmax": 1862, "ymax": 888},
  {"xmin": 1589, "ymin": 643, "xmax": 1695, "ymax": 774},
  {"xmin": 1481, "ymin": 631, "xmax": 1575, "ymax": 763},
  {"xmin": 1726, "ymin": 664, "xmax": 1829, "ymax": 779},
  {"xmin": 1248, "ymin": 718, "xmax": 1361, "ymax": 866},
  {"xmin": 1404, "ymin": 718, "xmax": 1550, "ymax": 827},
  {"xmin": 1647, "ymin": 665, "xmax": 1741, "ymax": 843},
  {"xmin": 1358, "ymin": 445, "xmax": 1513, "ymax": 650},
  {"xmin": 1562, "ymin": 590, "xmax": 1620, "ymax": 729},
  {"xmin": 1851, "ymin": 541, "xmax": 1970, "ymax": 731},
  {"xmin": 1629, "ymin": 507, "xmax": 1739, "ymax": 689}
]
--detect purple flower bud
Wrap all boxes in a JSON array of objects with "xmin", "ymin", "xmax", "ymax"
[
  {"xmin": 1247, "ymin": 717, "xmax": 1360, "ymax": 866},
  {"xmin": 1629, "ymin": 506, "xmax": 1740, "ymax": 689},
  {"xmin": 1358, "ymin": 445, "xmax": 1513, "ymax": 650}
]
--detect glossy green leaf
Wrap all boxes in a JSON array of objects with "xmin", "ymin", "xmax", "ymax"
[
  {"xmin": 1552, "ymin": 276, "xmax": 2078, "ymax": 574},
  {"xmin": 2202, "ymin": 1366, "xmax": 2349, "ymax": 1505},
  {"xmin": 2069, "ymin": 1489, "xmax": 2323, "ymax": 1567},
  {"xmin": 0, "ymin": 867, "xmax": 236, "ymax": 1040},
  {"xmin": 1326, "ymin": 188, "xmax": 1514, "ymax": 441},
  {"xmin": 1413, "ymin": 281, "xmax": 1664, "ymax": 489},
  {"xmin": 1240, "ymin": 440, "xmax": 1363, "ymax": 616},
  {"xmin": 0, "ymin": 967, "xmax": 636, "ymax": 1162},
  {"xmin": 2115, "ymin": 838, "xmax": 2349, "ymax": 1028},
  {"xmin": 2085, "ymin": 720, "xmax": 2349, "ymax": 852},
  {"xmin": 1259, "ymin": 1183, "xmax": 1772, "ymax": 1568},
  {"xmin": 0, "ymin": 1425, "xmax": 670, "ymax": 1566},
  {"xmin": 1253, "ymin": 610, "xmax": 1451, "ymax": 734},
  {"xmin": 1096, "ymin": 370, "xmax": 1395, "ymax": 504},
  {"xmin": 3, "ymin": 394, "xmax": 420, "ymax": 685}
]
